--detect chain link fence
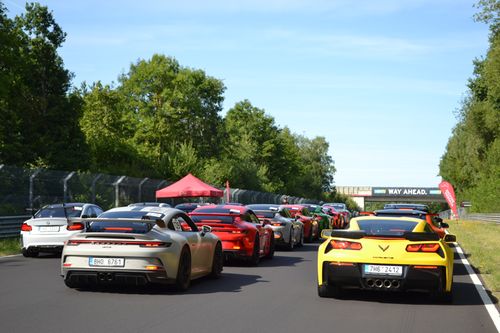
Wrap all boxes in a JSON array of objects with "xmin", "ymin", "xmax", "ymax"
[{"xmin": 0, "ymin": 164, "xmax": 318, "ymax": 216}]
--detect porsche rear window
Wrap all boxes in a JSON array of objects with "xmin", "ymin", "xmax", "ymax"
[
  {"xmin": 190, "ymin": 215, "xmax": 235, "ymax": 224},
  {"xmin": 86, "ymin": 211, "xmax": 160, "ymax": 233},
  {"xmin": 357, "ymin": 219, "xmax": 418, "ymax": 236}
]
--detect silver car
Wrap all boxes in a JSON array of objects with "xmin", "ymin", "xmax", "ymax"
[
  {"xmin": 61, "ymin": 206, "xmax": 222, "ymax": 291},
  {"xmin": 246, "ymin": 204, "xmax": 304, "ymax": 250}
]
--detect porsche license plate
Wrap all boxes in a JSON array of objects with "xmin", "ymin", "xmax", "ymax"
[
  {"xmin": 39, "ymin": 226, "xmax": 60, "ymax": 232},
  {"xmin": 89, "ymin": 257, "xmax": 125, "ymax": 267},
  {"xmin": 364, "ymin": 264, "xmax": 402, "ymax": 276}
]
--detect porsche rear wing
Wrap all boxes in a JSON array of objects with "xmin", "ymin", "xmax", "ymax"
[
  {"xmin": 68, "ymin": 218, "xmax": 160, "ymax": 226},
  {"xmin": 328, "ymin": 230, "xmax": 440, "ymax": 241}
]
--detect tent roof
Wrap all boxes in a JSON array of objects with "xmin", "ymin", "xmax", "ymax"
[{"xmin": 155, "ymin": 173, "xmax": 223, "ymax": 198}]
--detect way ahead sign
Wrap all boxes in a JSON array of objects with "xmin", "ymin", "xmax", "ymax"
[{"xmin": 372, "ymin": 187, "xmax": 442, "ymax": 197}]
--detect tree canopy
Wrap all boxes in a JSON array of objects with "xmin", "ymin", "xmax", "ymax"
[{"xmin": 439, "ymin": 0, "xmax": 500, "ymax": 212}]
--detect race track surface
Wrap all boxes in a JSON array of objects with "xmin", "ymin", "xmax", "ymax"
[{"xmin": 0, "ymin": 243, "xmax": 497, "ymax": 333}]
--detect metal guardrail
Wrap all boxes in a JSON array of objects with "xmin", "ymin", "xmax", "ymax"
[
  {"xmin": 0, "ymin": 215, "xmax": 30, "ymax": 238},
  {"xmin": 439, "ymin": 209, "xmax": 500, "ymax": 224},
  {"xmin": 463, "ymin": 213, "xmax": 500, "ymax": 224}
]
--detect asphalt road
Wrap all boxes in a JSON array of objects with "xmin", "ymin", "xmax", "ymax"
[{"xmin": 0, "ymin": 243, "xmax": 497, "ymax": 333}]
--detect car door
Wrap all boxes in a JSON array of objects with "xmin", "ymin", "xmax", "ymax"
[
  {"xmin": 248, "ymin": 211, "xmax": 269, "ymax": 255},
  {"xmin": 170, "ymin": 214, "xmax": 209, "ymax": 275}
]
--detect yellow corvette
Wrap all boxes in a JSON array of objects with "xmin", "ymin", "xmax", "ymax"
[{"xmin": 317, "ymin": 216, "xmax": 455, "ymax": 302}]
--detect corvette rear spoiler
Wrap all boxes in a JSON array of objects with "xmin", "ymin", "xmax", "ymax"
[{"xmin": 328, "ymin": 230, "xmax": 440, "ymax": 241}]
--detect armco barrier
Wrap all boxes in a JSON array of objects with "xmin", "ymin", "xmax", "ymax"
[
  {"xmin": 439, "ymin": 209, "xmax": 500, "ymax": 224},
  {"xmin": 0, "ymin": 215, "xmax": 30, "ymax": 238}
]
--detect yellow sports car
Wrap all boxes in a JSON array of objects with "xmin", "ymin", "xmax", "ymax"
[{"xmin": 317, "ymin": 216, "xmax": 455, "ymax": 302}]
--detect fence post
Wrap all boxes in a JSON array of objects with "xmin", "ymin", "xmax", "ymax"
[
  {"xmin": 63, "ymin": 171, "xmax": 76, "ymax": 203},
  {"xmin": 138, "ymin": 178, "xmax": 149, "ymax": 202},
  {"xmin": 113, "ymin": 176, "xmax": 126, "ymax": 207},
  {"xmin": 29, "ymin": 169, "xmax": 41, "ymax": 210},
  {"xmin": 91, "ymin": 174, "xmax": 102, "ymax": 203}
]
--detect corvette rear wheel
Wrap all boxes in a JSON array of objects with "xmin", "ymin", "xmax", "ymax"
[
  {"xmin": 248, "ymin": 237, "xmax": 260, "ymax": 266},
  {"xmin": 317, "ymin": 283, "xmax": 341, "ymax": 298},
  {"xmin": 175, "ymin": 247, "xmax": 191, "ymax": 291},
  {"xmin": 209, "ymin": 242, "xmax": 223, "ymax": 279}
]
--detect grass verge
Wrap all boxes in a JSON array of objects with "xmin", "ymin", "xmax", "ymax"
[
  {"xmin": 448, "ymin": 219, "xmax": 499, "ymax": 300},
  {"xmin": 0, "ymin": 237, "xmax": 21, "ymax": 256}
]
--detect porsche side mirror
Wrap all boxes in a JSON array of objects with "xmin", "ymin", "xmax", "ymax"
[
  {"xmin": 320, "ymin": 229, "xmax": 332, "ymax": 239},
  {"xmin": 201, "ymin": 225, "xmax": 212, "ymax": 236},
  {"xmin": 444, "ymin": 234, "xmax": 456, "ymax": 243}
]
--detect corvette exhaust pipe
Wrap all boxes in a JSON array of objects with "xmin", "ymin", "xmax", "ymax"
[
  {"xmin": 383, "ymin": 280, "xmax": 392, "ymax": 288},
  {"xmin": 366, "ymin": 279, "xmax": 375, "ymax": 288},
  {"xmin": 374, "ymin": 279, "xmax": 383, "ymax": 288},
  {"xmin": 391, "ymin": 280, "xmax": 400, "ymax": 288}
]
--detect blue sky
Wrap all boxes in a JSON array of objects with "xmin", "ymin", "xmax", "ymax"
[{"xmin": 5, "ymin": 0, "xmax": 490, "ymax": 187}]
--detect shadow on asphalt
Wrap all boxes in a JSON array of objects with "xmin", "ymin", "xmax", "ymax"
[
  {"xmin": 334, "ymin": 281, "xmax": 497, "ymax": 306},
  {"xmin": 70, "ymin": 272, "xmax": 268, "ymax": 295}
]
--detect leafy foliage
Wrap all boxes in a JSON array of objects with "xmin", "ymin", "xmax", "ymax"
[{"xmin": 440, "ymin": 0, "xmax": 500, "ymax": 212}]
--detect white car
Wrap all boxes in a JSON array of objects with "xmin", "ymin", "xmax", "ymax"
[
  {"xmin": 20, "ymin": 203, "xmax": 103, "ymax": 257},
  {"xmin": 61, "ymin": 206, "xmax": 223, "ymax": 290}
]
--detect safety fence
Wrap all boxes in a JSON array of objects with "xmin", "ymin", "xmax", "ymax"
[{"xmin": 0, "ymin": 165, "xmax": 317, "ymax": 238}]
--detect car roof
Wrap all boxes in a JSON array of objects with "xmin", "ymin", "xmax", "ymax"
[
  {"xmin": 191, "ymin": 204, "xmax": 249, "ymax": 214},
  {"xmin": 246, "ymin": 204, "xmax": 281, "ymax": 211},
  {"xmin": 43, "ymin": 203, "xmax": 90, "ymax": 208},
  {"xmin": 375, "ymin": 209, "xmax": 427, "ymax": 215}
]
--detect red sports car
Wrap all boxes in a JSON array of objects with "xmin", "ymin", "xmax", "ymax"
[
  {"xmin": 280, "ymin": 204, "xmax": 319, "ymax": 242},
  {"xmin": 320, "ymin": 206, "xmax": 344, "ymax": 229},
  {"xmin": 189, "ymin": 205, "xmax": 274, "ymax": 265}
]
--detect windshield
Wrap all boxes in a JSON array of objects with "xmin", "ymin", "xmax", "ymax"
[
  {"xmin": 332, "ymin": 204, "xmax": 346, "ymax": 210},
  {"xmin": 86, "ymin": 210, "xmax": 162, "ymax": 233},
  {"xmin": 357, "ymin": 219, "xmax": 418, "ymax": 236},
  {"xmin": 35, "ymin": 206, "xmax": 83, "ymax": 218}
]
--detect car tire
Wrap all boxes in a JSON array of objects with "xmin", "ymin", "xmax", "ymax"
[
  {"xmin": 22, "ymin": 248, "xmax": 38, "ymax": 258},
  {"xmin": 209, "ymin": 242, "xmax": 223, "ymax": 279},
  {"xmin": 175, "ymin": 247, "xmax": 191, "ymax": 291},
  {"xmin": 265, "ymin": 233, "xmax": 275, "ymax": 259},
  {"xmin": 298, "ymin": 229, "xmax": 304, "ymax": 247},
  {"xmin": 306, "ymin": 225, "xmax": 313, "ymax": 243},
  {"xmin": 317, "ymin": 283, "xmax": 341, "ymax": 298},
  {"xmin": 287, "ymin": 228, "xmax": 294, "ymax": 251},
  {"xmin": 248, "ymin": 237, "xmax": 260, "ymax": 266}
]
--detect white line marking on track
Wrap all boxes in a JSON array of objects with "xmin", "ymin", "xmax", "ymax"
[
  {"xmin": 0, "ymin": 254, "xmax": 21, "ymax": 259},
  {"xmin": 455, "ymin": 244, "xmax": 500, "ymax": 332}
]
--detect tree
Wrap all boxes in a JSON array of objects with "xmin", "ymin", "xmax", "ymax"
[{"xmin": 0, "ymin": 2, "xmax": 88, "ymax": 169}]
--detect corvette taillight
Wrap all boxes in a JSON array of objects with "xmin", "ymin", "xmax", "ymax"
[
  {"xmin": 406, "ymin": 243, "xmax": 440, "ymax": 252},
  {"xmin": 21, "ymin": 223, "xmax": 32, "ymax": 232},
  {"xmin": 330, "ymin": 240, "xmax": 362, "ymax": 250},
  {"xmin": 67, "ymin": 223, "xmax": 84, "ymax": 231}
]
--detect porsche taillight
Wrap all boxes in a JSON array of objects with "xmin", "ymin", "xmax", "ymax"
[
  {"xmin": 330, "ymin": 240, "xmax": 362, "ymax": 250},
  {"xmin": 67, "ymin": 222, "xmax": 84, "ymax": 231},
  {"xmin": 406, "ymin": 243, "xmax": 440, "ymax": 252},
  {"xmin": 21, "ymin": 223, "xmax": 32, "ymax": 232}
]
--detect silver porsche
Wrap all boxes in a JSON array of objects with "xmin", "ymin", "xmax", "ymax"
[{"xmin": 61, "ymin": 206, "xmax": 223, "ymax": 291}]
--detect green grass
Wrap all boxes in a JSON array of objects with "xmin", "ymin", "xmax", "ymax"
[
  {"xmin": 448, "ymin": 219, "xmax": 499, "ymax": 300},
  {"xmin": 0, "ymin": 237, "xmax": 21, "ymax": 256}
]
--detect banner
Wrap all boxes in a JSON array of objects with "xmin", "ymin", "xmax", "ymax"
[{"xmin": 439, "ymin": 181, "xmax": 458, "ymax": 219}]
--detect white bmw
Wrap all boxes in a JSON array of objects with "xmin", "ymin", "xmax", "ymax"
[{"xmin": 61, "ymin": 206, "xmax": 223, "ymax": 290}]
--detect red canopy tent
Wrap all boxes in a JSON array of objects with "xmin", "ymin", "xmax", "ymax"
[{"xmin": 155, "ymin": 173, "xmax": 223, "ymax": 198}]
